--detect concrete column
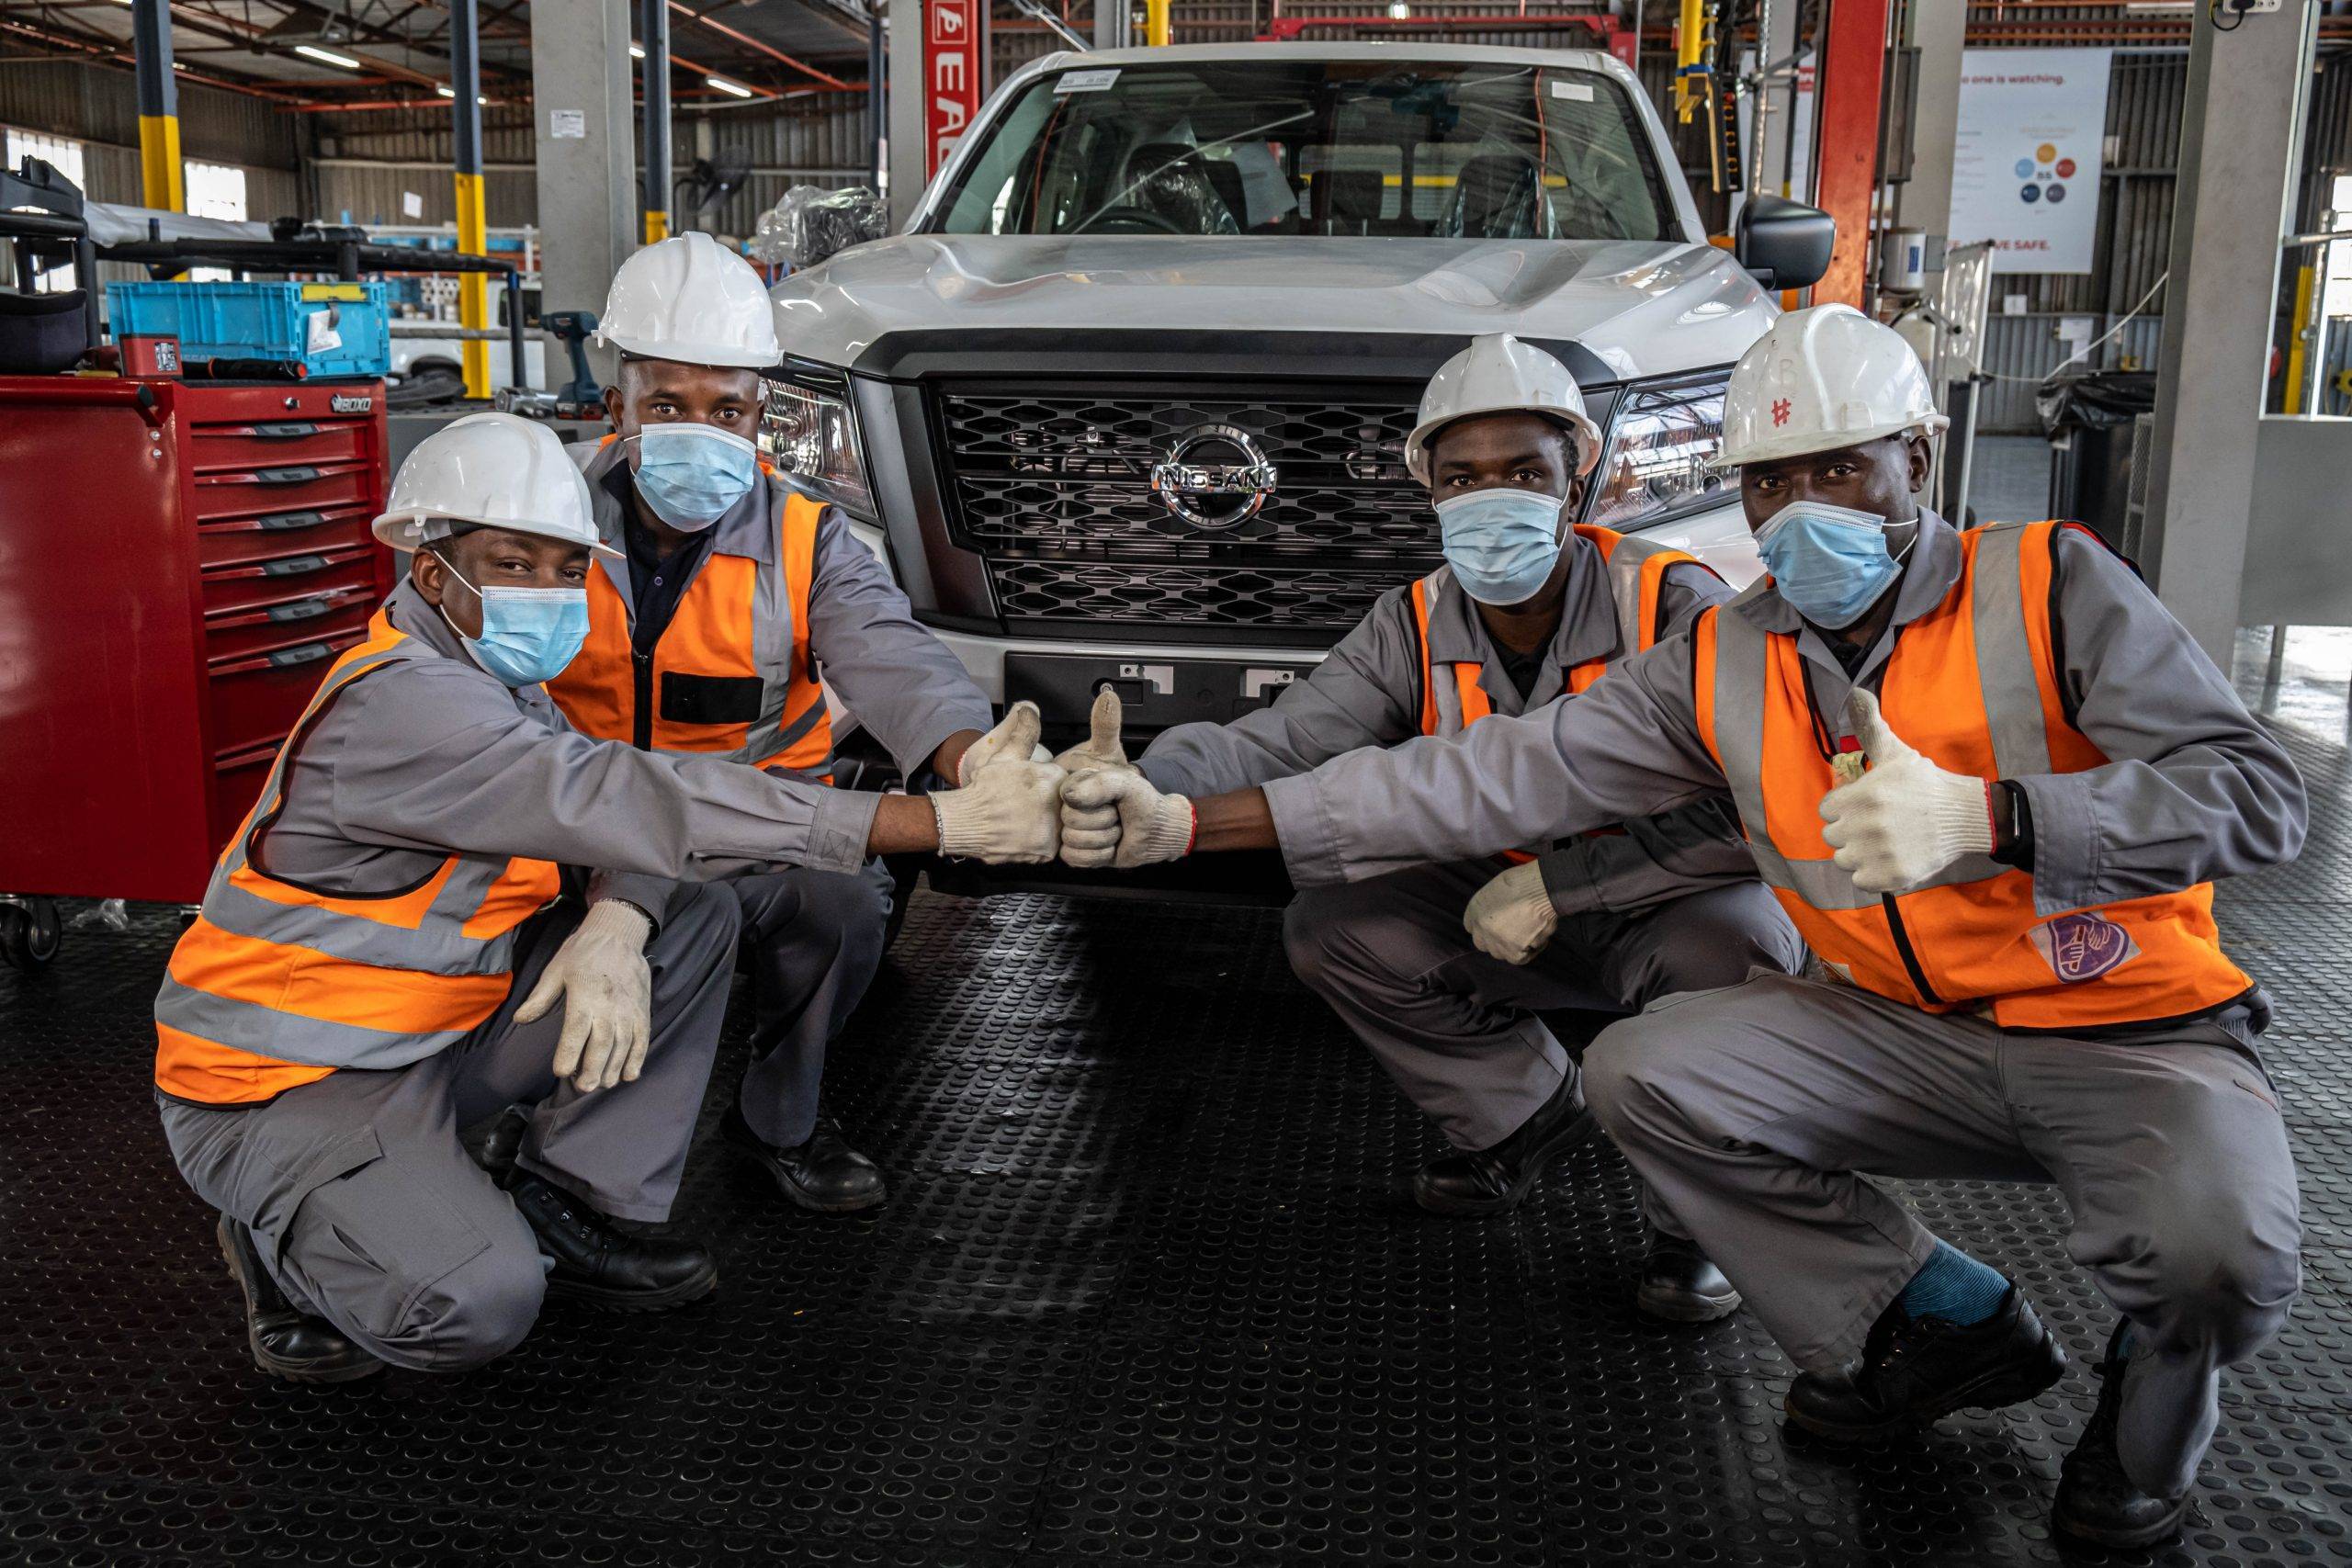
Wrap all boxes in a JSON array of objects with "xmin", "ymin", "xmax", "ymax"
[
  {"xmin": 1894, "ymin": 0, "xmax": 1964, "ymax": 243},
  {"xmin": 531, "ymin": 0, "xmax": 637, "ymax": 386},
  {"xmin": 2140, "ymin": 2, "xmax": 2318, "ymax": 664},
  {"xmin": 887, "ymin": 0, "xmax": 926, "ymax": 229},
  {"xmin": 1093, "ymin": 0, "xmax": 1130, "ymax": 51}
]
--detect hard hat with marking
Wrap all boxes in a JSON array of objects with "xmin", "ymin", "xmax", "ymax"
[{"xmin": 1718, "ymin": 303, "xmax": 1948, "ymax": 468}]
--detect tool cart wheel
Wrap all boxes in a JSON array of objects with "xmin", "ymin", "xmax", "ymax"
[{"xmin": 0, "ymin": 897, "xmax": 62, "ymax": 971}]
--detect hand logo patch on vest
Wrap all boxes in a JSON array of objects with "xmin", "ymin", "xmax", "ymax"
[{"xmin": 2030, "ymin": 912, "xmax": 2139, "ymax": 985}]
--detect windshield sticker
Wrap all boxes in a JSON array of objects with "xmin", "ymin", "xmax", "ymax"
[
  {"xmin": 1549, "ymin": 79, "xmax": 1596, "ymax": 101},
  {"xmin": 1056, "ymin": 68, "xmax": 1121, "ymax": 94}
]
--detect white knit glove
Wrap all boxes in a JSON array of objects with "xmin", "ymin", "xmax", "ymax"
[
  {"xmin": 1819, "ymin": 689, "xmax": 1996, "ymax": 895},
  {"xmin": 1058, "ymin": 767, "xmax": 1194, "ymax": 869},
  {"xmin": 932, "ymin": 705, "xmax": 1064, "ymax": 863},
  {"xmin": 956, "ymin": 700, "xmax": 1054, "ymax": 784},
  {"xmin": 1464, "ymin": 859, "xmax": 1558, "ymax": 965},
  {"xmin": 1053, "ymin": 689, "xmax": 1142, "ymax": 852},
  {"xmin": 514, "ymin": 898, "xmax": 653, "ymax": 1093},
  {"xmin": 1053, "ymin": 687, "xmax": 1132, "ymax": 777}
]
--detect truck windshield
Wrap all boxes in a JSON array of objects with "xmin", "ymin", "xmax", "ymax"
[{"xmin": 927, "ymin": 60, "xmax": 1672, "ymax": 242}]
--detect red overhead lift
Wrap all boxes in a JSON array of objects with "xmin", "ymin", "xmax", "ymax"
[{"xmin": 1810, "ymin": 0, "xmax": 1892, "ymax": 308}]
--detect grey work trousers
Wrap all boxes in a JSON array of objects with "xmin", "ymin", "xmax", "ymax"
[
  {"xmin": 157, "ymin": 882, "xmax": 740, "ymax": 1373},
  {"xmin": 1582, "ymin": 971, "xmax": 2302, "ymax": 1497},
  {"xmin": 1283, "ymin": 859, "xmax": 1807, "ymax": 1150},
  {"xmin": 729, "ymin": 858, "xmax": 894, "ymax": 1149}
]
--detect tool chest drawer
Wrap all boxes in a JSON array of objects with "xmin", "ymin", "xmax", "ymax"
[
  {"xmin": 207, "ymin": 630, "xmax": 366, "ymax": 753},
  {"xmin": 199, "ymin": 544, "xmax": 379, "ymax": 618},
  {"xmin": 191, "ymin": 458, "xmax": 375, "ymax": 524},
  {"xmin": 188, "ymin": 418, "xmax": 370, "ymax": 473},
  {"xmin": 203, "ymin": 586, "xmax": 376, "ymax": 664},
  {"xmin": 198, "ymin": 502, "xmax": 377, "ymax": 569}
]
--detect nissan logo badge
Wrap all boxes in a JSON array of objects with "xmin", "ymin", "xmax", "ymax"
[{"xmin": 1149, "ymin": 423, "xmax": 1278, "ymax": 530}]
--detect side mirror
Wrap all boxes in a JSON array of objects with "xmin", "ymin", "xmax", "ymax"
[{"xmin": 1736, "ymin": 195, "xmax": 1836, "ymax": 290}]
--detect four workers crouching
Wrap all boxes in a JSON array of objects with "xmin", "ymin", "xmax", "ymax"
[{"xmin": 150, "ymin": 233, "xmax": 2306, "ymax": 1552}]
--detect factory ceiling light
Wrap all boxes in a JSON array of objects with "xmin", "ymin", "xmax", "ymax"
[
  {"xmin": 294, "ymin": 43, "xmax": 361, "ymax": 69},
  {"xmin": 707, "ymin": 74, "xmax": 753, "ymax": 97}
]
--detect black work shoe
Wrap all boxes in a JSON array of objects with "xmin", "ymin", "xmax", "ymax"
[
  {"xmin": 1636, "ymin": 1227, "xmax": 1743, "ymax": 1324},
  {"xmin": 2054, "ymin": 1324, "xmax": 2191, "ymax": 1549},
  {"xmin": 724, "ymin": 1103, "xmax": 888, "ymax": 1214},
  {"xmin": 500, "ymin": 1168, "xmax": 718, "ymax": 1313},
  {"xmin": 474, "ymin": 1105, "xmax": 526, "ymax": 1180},
  {"xmin": 1412, "ymin": 1069, "xmax": 1598, "ymax": 1217},
  {"xmin": 215, "ymin": 1213, "xmax": 384, "ymax": 1384},
  {"xmin": 1784, "ymin": 1284, "xmax": 2066, "ymax": 1442}
]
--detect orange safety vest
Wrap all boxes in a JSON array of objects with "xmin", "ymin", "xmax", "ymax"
[
  {"xmin": 545, "ymin": 483, "xmax": 834, "ymax": 778},
  {"xmin": 153, "ymin": 615, "xmax": 563, "ymax": 1107},
  {"xmin": 1693, "ymin": 519, "xmax": 2251, "ymax": 1030},
  {"xmin": 1410, "ymin": 524, "xmax": 1703, "ymax": 863}
]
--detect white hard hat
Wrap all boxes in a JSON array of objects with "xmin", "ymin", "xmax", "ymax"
[
  {"xmin": 1405, "ymin": 333, "xmax": 1602, "ymax": 485},
  {"xmin": 1717, "ymin": 303, "xmax": 1949, "ymax": 468},
  {"xmin": 595, "ymin": 231, "xmax": 781, "ymax": 370},
  {"xmin": 371, "ymin": 412, "xmax": 618, "ymax": 559}
]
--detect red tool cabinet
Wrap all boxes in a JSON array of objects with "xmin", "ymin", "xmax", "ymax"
[{"xmin": 0, "ymin": 374, "xmax": 393, "ymax": 906}]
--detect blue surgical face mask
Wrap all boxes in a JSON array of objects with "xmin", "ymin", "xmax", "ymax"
[
  {"xmin": 1754, "ymin": 500, "xmax": 1908, "ymax": 629},
  {"xmin": 1434, "ymin": 488, "xmax": 1566, "ymax": 606},
  {"xmin": 431, "ymin": 552, "xmax": 591, "ymax": 687},
  {"xmin": 629, "ymin": 423, "xmax": 762, "ymax": 531}
]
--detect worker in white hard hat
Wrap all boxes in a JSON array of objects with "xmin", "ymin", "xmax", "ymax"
[
  {"xmin": 1056, "ymin": 333, "xmax": 1804, "ymax": 1324},
  {"xmin": 1060, "ymin": 305, "xmax": 2308, "ymax": 1549},
  {"xmin": 544, "ymin": 232, "xmax": 1001, "ymax": 1215},
  {"xmin": 153, "ymin": 412, "xmax": 1068, "ymax": 1382}
]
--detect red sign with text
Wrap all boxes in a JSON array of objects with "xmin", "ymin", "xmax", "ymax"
[{"xmin": 924, "ymin": 0, "xmax": 981, "ymax": 176}]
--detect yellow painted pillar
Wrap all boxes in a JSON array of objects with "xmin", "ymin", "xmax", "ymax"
[
  {"xmin": 2283, "ymin": 261, "xmax": 2317, "ymax": 416},
  {"xmin": 131, "ymin": 0, "xmax": 184, "ymax": 210},
  {"xmin": 1147, "ymin": 0, "xmax": 1170, "ymax": 48},
  {"xmin": 450, "ymin": 0, "xmax": 491, "ymax": 399}
]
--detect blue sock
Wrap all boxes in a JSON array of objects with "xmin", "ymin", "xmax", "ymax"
[{"xmin": 1897, "ymin": 1241, "xmax": 2010, "ymax": 1325}]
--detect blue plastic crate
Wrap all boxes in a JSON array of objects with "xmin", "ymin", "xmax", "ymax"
[{"xmin": 106, "ymin": 280, "xmax": 391, "ymax": 377}]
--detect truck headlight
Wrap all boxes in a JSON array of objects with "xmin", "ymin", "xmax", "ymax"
[
  {"xmin": 763, "ymin": 365, "xmax": 875, "ymax": 520},
  {"xmin": 1585, "ymin": 378, "xmax": 1733, "ymax": 529}
]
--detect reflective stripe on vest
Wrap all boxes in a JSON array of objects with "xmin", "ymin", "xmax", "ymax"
[
  {"xmin": 1411, "ymin": 525, "xmax": 1701, "ymax": 863},
  {"xmin": 153, "ymin": 617, "xmax": 564, "ymax": 1106},
  {"xmin": 545, "ymin": 488, "xmax": 835, "ymax": 778},
  {"xmin": 1693, "ymin": 520, "xmax": 2251, "ymax": 1028}
]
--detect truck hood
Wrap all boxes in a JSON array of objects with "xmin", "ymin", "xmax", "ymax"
[{"xmin": 772, "ymin": 235, "xmax": 1775, "ymax": 382}]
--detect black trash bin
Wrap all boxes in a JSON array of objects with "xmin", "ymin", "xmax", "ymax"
[{"xmin": 2037, "ymin": 368, "xmax": 2156, "ymax": 549}]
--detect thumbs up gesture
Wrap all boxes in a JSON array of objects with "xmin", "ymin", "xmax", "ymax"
[
  {"xmin": 1053, "ymin": 686, "xmax": 1130, "ymax": 776},
  {"xmin": 1818, "ymin": 689, "xmax": 1997, "ymax": 895},
  {"xmin": 1051, "ymin": 689, "xmax": 1195, "ymax": 869}
]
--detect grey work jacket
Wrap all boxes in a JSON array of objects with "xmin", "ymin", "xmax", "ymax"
[
  {"xmin": 254, "ymin": 581, "xmax": 886, "ymax": 927},
  {"xmin": 573, "ymin": 438, "xmax": 994, "ymax": 778},
  {"xmin": 1139, "ymin": 530, "xmax": 1760, "ymax": 917},
  {"xmin": 1265, "ymin": 512, "xmax": 2308, "ymax": 927}
]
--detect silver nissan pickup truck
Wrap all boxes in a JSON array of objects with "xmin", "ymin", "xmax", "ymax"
[{"xmin": 764, "ymin": 41, "xmax": 1831, "ymax": 884}]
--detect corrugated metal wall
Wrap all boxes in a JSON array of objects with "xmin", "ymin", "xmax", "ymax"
[
  {"xmin": 306, "ymin": 100, "xmax": 875, "ymax": 233},
  {"xmin": 0, "ymin": 58, "xmax": 297, "ymax": 168}
]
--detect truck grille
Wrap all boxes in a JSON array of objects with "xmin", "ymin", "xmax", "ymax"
[
  {"xmin": 989, "ymin": 559, "xmax": 1400, "ymax": 633},
  {"xmin": 935, "ymin": 388, "xmax": 1442, "ymax": 599}
]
